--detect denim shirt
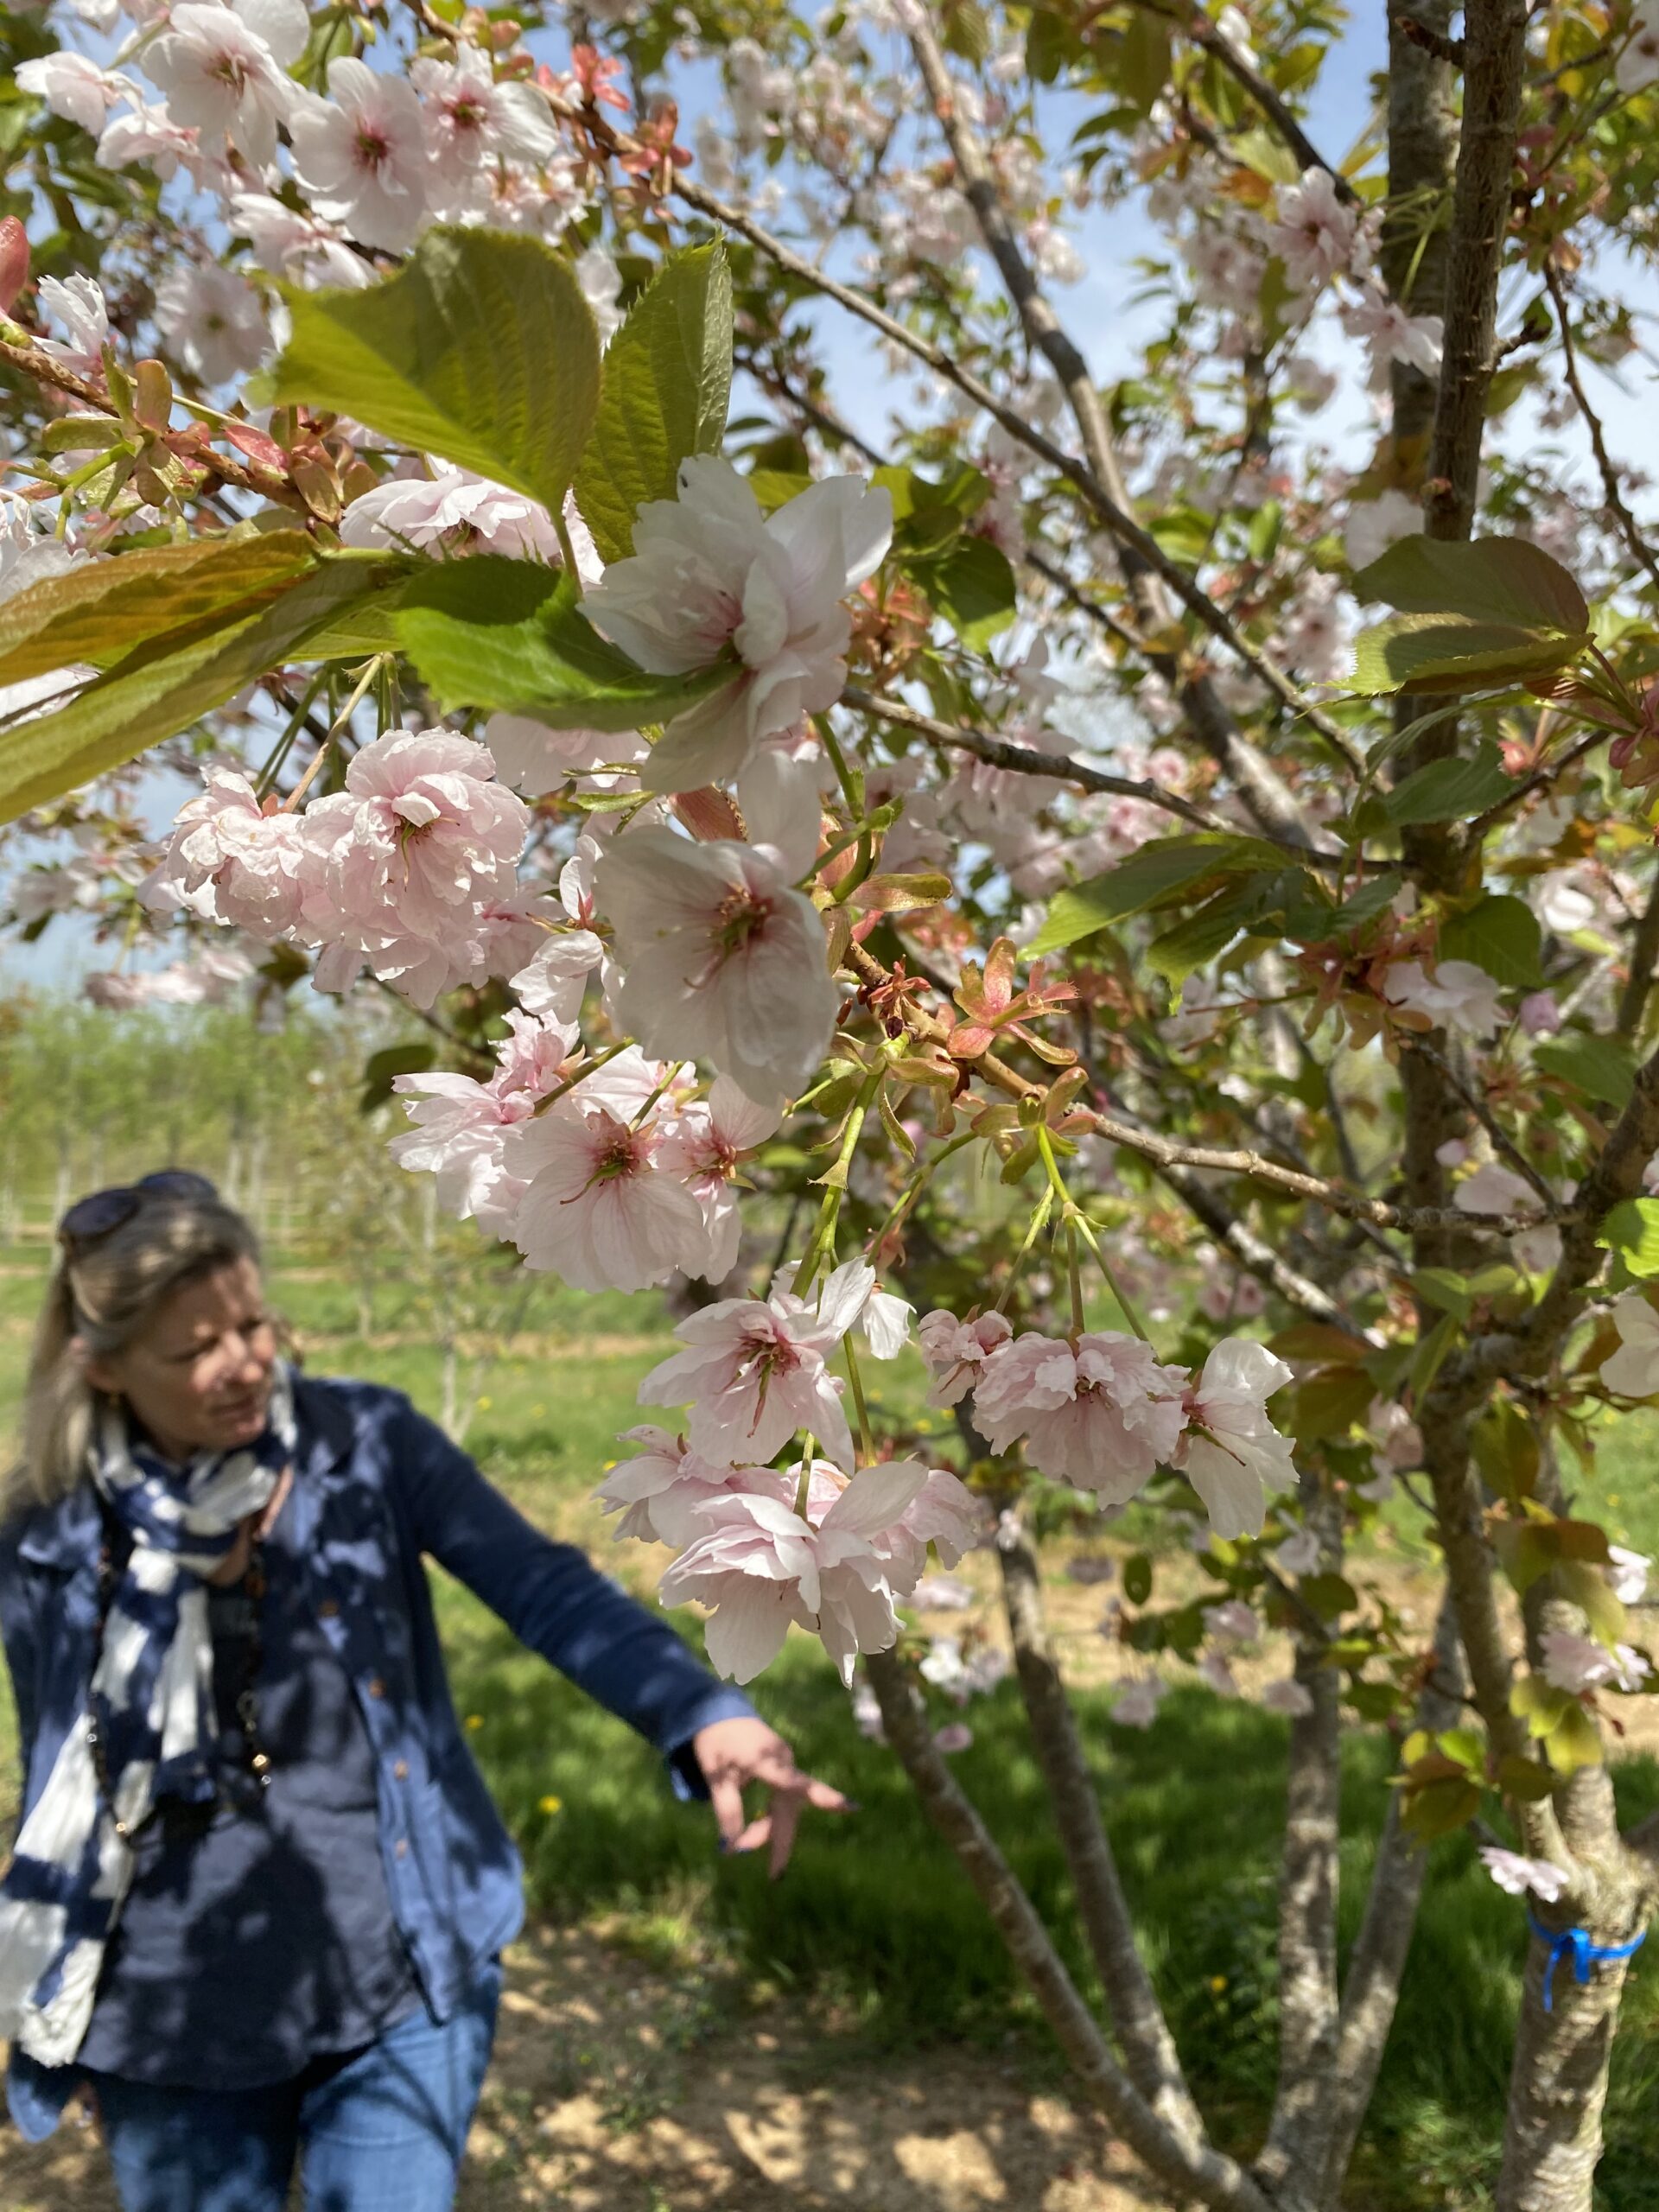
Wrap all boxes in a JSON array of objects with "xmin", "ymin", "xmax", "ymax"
[{"xmin": 0, "ymin": 1374, "xmax": 754, "ymax": 2139}]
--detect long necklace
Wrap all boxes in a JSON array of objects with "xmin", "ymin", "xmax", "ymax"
[{"xmin": 86, "ymin": 1531, "xmax": 275, "ymax": 1845}]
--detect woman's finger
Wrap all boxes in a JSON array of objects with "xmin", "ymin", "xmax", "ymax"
[
  {"xmin": 766, "ymin": 1788, "xmax": 804, "ymax": 1878},
  {"xmin": 708, "ymin": 1770, "xmax": 748, "ymax": 1849}
]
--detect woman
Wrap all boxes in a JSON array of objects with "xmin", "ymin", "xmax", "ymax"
[{"xmin": 0, "ymin": 1173, "xmax": 846, "ymax": 2209}]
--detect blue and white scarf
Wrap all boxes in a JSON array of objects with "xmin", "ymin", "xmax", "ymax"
[{"xmin": 0, "ymin": 1366, "xmax": 295, "ymax": 2066}]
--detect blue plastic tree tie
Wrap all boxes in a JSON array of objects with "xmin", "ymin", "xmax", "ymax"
[{"xmin": 1527, "ymin": 1916, "xmax": 1648, "ymax": 2012}]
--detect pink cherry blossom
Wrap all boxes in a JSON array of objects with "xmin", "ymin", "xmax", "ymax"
[
  {"xmin": 231, "ymin": 192, "xmax": 370, "ymax": 290},
  {"xmin": 932, "ymin": 1723, "xmax": 974, "ymax": 1755},
  {"xmin": 595, "ymin": 823, "xmax": 841, "ymax": 1107},
  {"xmin": 511, "ymin": 930, "xmax": 605, "ymax": 1026},
  {"xmin": 594, "ymin": 1425, "xmax": 791, "ymax": 1547},
  {"xmin": 503, "ymin": 1095, "xmax": 710, "ymax": 1292},
  {"xmin": 296, "ymin": 728, "xmax": 528, "ymax": 1007},
  {"xmin": 1520, "ymin": 990, "xmax": 1563, "ymax": 1038},
  {"xmin": 391, "ymin": 1012, "xmax": 579, "ymax": 1231},
  {"xmin": 658, "ymin": 1457, "xmax": 930, "ymax": 1682},
  {"xmin": 1173, "ymin": 1340, "xmax": 1296, "ymax": 1540},
  {"xmin": 657, "ymin": 1077, "xmax": 781, "ymax": 1281},
  {"xmin": 918, "ymin": 1309, "xmax": 1014, "ymax": 1407},
  {"xmin": 583, "ymin": 456, "xmax": 892, "ymax": 791},
  {"xmin": 1262, "ymin": 1677, "xmax": 1315, "ymax": 1718},
  {"xmin": 484, "ymin": 714, "xmax": 647, "ymax": 797},
  {"xmin": 1478, "ymin": 1847, "xmax": 1569, "ymax": 1903},
  {"xmin": 864, "ymin": 1460, "xmax": 982, "ymax": 1585},
  {"xmin": 1340, "ymin": 283, "xmax": 1443, "ymax": 384},
  {"xmin": 413, "ymin": 41, "xmax": 563, "ymax": 215},
  {"xmin": 1111, "ymin": 1677, "xmax": 1166, "ymax": 1729},
  {"xmin": 290, "ymin": 57, "xmax": 428, "ymax": 251},
  {"xmin": 143, "ymin": 769, "xmax": 308, "ymax": 937},
  {"xmin": 972, "ymin": 1330, "xmax": 1189, "ymax": 1499},
  {"xmin": 1382, "ymin": 957, "xmax": 1503, "ymax": 1038},
  {"xmin": 639, "ymin": 1269, "xmax": 868, "ymax": 1470},
  {"xmin": 339, "ymin": 466, "xmax": 599, "ymax": 571},
  {"xmin": 1540, "ymin": 1630, "xmax": 1650, "ymax": 1696}
]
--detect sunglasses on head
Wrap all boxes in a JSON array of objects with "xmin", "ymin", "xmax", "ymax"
[{"xmin": 59, "ymin": 1172, "xmax": 220, "ymax": 1251}]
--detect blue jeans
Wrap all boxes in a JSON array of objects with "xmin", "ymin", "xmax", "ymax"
[{"xmin": 87, "ymin": 1959, "xmax": 501, "ymax": 2212}]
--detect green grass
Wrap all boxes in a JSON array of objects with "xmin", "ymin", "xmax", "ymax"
[{"xmin": 4, "ymin": 1243, "xmax": 1659, "ymax": 2207}]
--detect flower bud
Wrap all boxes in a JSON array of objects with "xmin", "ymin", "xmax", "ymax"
[{"xmin": 0, "ymin": 218, "xmax": 29, "ymax": 315}]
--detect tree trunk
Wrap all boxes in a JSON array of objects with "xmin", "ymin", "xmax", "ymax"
[{"xmin": 1497, "ymin": 1927, "xmax": 1635, "ymax": 2212}]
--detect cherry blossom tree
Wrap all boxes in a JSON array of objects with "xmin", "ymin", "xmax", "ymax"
[{"xmin": 7, "ymin": 0, "xmax": 1659, "ymax": 2200}]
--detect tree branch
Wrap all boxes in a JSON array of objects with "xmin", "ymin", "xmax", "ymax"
[
  {"xmin": 0, "ymin": 333, "xmax": 297, "ymax": 507},
  {"xmin": 897, "ymin": 5, "xmax": 1360, "ymax": 824},
  {"xmin": 1423, "ymin": 0, "xmax": 1529, "ymax": 539},
  {"xmin": 1318, "ymin": 1590, "xmax": 1467, "ymax": 2196},
  {"xmin": 840, "ymin": 683, "xmax": 1343, "ymax": 855},
  {"xmin": 1542, "ymin": 261, "xmax": 1659, "ymax": 602},
  {"xmin": 864, "ymin": 1649, "xmax": 1274, "ymax": 2212},
  {"xmin": 994, "ymin": 1528, "xmax": 1208, "ymax": 2151}
]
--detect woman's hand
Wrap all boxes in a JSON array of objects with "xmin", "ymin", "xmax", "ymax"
[{"xmin": 691, "ymin": 1715, "xmax": 855, "ymax": 1878}]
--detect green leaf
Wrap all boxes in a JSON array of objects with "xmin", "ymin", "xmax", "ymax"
[
  {"xmin": 1534, "ymin": 1031, "xmax": 1637, "ymax": 1109},
  {"xmin": 1409, "ymin": 1310, "xmax": 1460, "ymax": 1402},
  {"xmin": 1383, "ymin": 741, "xmax": 1516, "ymax": 826},
  {"xmin": 0, "ymin": 531, "xmax": 322, "ymax": 683},
  {"xmin": 1440, "ymin": 893, "xmax": 1544, "ymax": 988},
  {"xmin": 270, "ymin": 226, "xmax": 601, "ymax": 517},
  {"xmin": 1027, "ymin": 834, "xmax": 1287, "ymax": 955},
  {"xmin": 1122, "ymin": 1553, "xmax": 1153, "ymax": 1605},
  {"xmin": 1119, "ymin": 7, "xmax": 1172, "ymax": 108},
  {"xmin": 394, "ymin": 557, "xmax": 736, "ymax": 731},
  {"xmin": 359, "ymin": 1040, "xmax": 435, "ymax": 1114},
  {"xmin": 920, "ymin": 535, "xmax": 1017, "ymax": 649},
  {"xmin": 572, "ymin": 241, "xmax": 733, "ymax": 565},
  {"xmin": 1599, "ymin": 1198, "xmax": 1659, "ymax": 1278},
  {"xmin": 1332, "ymin": 873, "xmax": 1404, "ymax": 929},
  {"xmin": 1351, "ymin": 615, "xmax": 1587, "ymax": 696},
  {"xmin": 1355, "ymin": 534, "xmax": 1591, "ymax": 634},
  {"xmin": 1497, "ymin": 1754, "xmax": 1560, "ymax": 1803},
  {"xmin": 1144, "ymin": 880, "xmax": 1267, "ymax": 986},
  {"xmin": 0, "ymin": 555, "xmax": 399, "ymax": 824},
  {"xmin": 1350, "ymin": 537, "xmax": 1592, "ymax": 698}
]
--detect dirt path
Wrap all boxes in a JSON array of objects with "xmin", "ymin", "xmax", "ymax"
[{"xmin": 0, "ymin": 1923, "xmax": 1154, "ymax": 2212}]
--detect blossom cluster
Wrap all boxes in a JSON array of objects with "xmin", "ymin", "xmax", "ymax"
[{"xmin": 920, "ymin": 1315, "xmax": 1298, "ymax": 1541}]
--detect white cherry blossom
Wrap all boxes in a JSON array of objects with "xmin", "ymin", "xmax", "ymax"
[
  {"xmin": 36, "ymin": 275, "xmax": 108, "ymax": 376},
  {"xmin": 1605, "ymin": 1293, "xmax": 1659, "ymax": 1399},
  {"xmin": 143, "ymin": 0, "xmax": 308, "ymax": 170},
  {"xmin": 16, "ymin": 53, "xmax": 132, "ymax": 136},
  {"xmin": 290, "ymin": 58, "xmax": 427, "ymax": 252},
  {"xmin": 154, "ymin": 264, "xmax": 270, "ymax": 386},
  {"xmin": 582, "ymin": 456, "xmax": 892, "ymax": 791},
  {"xmin": 1382, "ymin": 957, "xmax": 1503, "ymax": 1038},
  {"xmin": 1173, "ymin": 1340, "xmax": 1296, "ymax": 1540}
]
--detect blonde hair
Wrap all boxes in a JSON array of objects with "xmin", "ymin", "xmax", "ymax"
[{"xmin": 4, "ymin": 1190, "xmax": 261, "ymax": 1522}]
